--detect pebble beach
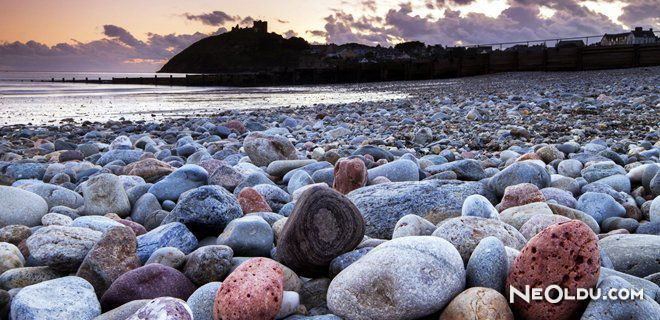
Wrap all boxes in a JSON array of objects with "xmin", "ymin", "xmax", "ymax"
[{"xmin": 0, "ymin": 67, "xmax": 659, "ymax": 320}]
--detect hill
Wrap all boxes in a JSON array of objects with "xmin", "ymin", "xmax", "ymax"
[{"xmin": 159, "ymin": 27, "xmax": 309, "ymax": 73}]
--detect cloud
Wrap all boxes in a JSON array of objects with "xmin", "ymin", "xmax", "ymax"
[
  {"xmin": 618, "ymin": 0, "xmax": 660, "ymax": 28},
  {"xmin": 284, "ymin": 30, "xmax": 299, "ymax": 38},
  {"xmin": 184, "ymin": 10, "xmax": 237, "ymax": 26},
  {"xmin": 103, "ymin": 25, "xmax": 143, "ymax": 47}
]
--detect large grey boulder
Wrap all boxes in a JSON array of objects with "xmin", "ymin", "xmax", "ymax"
[
  {"xmin": 10, "ymin": 276, "xmax": 101, "ymax": 320},
  {"xmin": 24, "ymin": 183, "xmax": 84, "ymax": 210},
  {"xmin": 0, "ymin": 186, "xmax": 48, "ymax": 227},
  {"xmin": 80, "ymin": 173, "xmax": 131, "ymax": 217}
]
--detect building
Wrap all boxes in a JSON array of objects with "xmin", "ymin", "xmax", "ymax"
[
  {"xmin": 601, "ymin": 27, "xmax": 657, "ymax": 46},
  {"xmin": 253, "ymin": 20, "xmax": 267, "ymax": 34}
]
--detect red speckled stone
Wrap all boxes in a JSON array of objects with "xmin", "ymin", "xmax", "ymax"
[
  {"xmin": 333, "ymin": 158, "xmax": 368, "ymax": 194},
  {"xmin": 214, "ymin": 257, "xmax": 283, "ymax": 320},
  {"xmin": 496, "ymin": 183, "xmax": 546, "ymax": 211},
  {"xmin": 506, "ymin": 220, "xmax": 600, "ymax": 320},
  {"xmin": 238, "ymin": 187, "xmax": 272, "ymax": 213}
]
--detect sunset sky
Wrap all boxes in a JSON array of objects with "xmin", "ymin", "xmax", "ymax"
[{"xmin": 0, "ymin": 0, "xmax": 657, "ymax": 72}]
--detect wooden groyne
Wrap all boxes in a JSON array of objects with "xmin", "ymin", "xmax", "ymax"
[{"xmin": 40, "ymin": 43, "xmax": 660, "ymax": 87}]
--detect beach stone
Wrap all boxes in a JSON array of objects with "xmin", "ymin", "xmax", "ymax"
[
  {"xmin": 599, "ymin": 267, "xmax": 660, "ymax": 301},
  {"xmin": 71, "ymin": 215, "xmax": 124, "ymax": 232},
  {"xmin": 148, "ymin": 164, "xmax": 208, "ymax": 201},
  {"xmin": 439, "ymin": 287, "xmax": 513, "ymax": 320},
  {"xmin": 277, "ymin": 186, "xmax": 364, "ymax": 277},
  {"xmin": 496, "ymin": 183, "xmax": 545, "ymax": 211},
  {"xmin": 0, "ymin": 186, "xmax": 48, "ymax": 227},
  {"xmin": 187, "ymin": 282, "xmax": 221, "ymax": 320},
  {"xmin": 145, "ymin": 247, "xmax": 187, "ymax": 269},
  {"xmin": 233, "ymin": 172, "xmax": 275, "ymax": 196},
  {"xmin": 651, "ymin": 196, "xmax": 660, "ymax": 223},
  {"xmin": 97, "ymin": 149, "xmax": 143, "ymax": 166},
  {"xmin": 287, "ymin": 170, "xmax": 314, "ymax": 194},
  {"xmin": 367, "ymin": 159, "xmax": 419, "ymax": 183},
  {"xmin": 348, "ymin": 180, "xmax": 496, "ymax": 239},
  {"xmin": 580, "ymin": 276, "xmax": 660, "ymax": 320},
  {"xmin": 352, "ymin": 145, "xmax": 394, "ymax": 162},
  {"xmin": 76, "ymin": 226, "xmax": 141, "ymax": 296},
  {"xmin": 500, "ymin": 202, "xmax": 554, "ymax": 229},
  {"xmin": 126, "ymin": 297, "xmax": 193, "ymax": 320},
  {"xmin": 183, "ymin": 245, "xmax": 233, "ymax": 286},
  {"xmin": 217, "ymin": 216, "xmax": 273, "ymax": 257},
  {"xmin": 576, "ymin": 192, "xmax": 626, "ymax": 224},
  {"xmin": 252, "ymin": 184, "xmax": 291, "ymax": 212},
  {"xmin": 599, "ymin": 234, "xmax": 660, "ymax": 277},
  {"xmin": 0, "ymin": 243, "xmax": 23, "ymax": 275},
  {"xmin": 462, "ymin": 194, "xmax": 499, "ymax": 219},
  {"xmin": 333, "ymin": 158, "xmax": 368, "ymax": 194},
  {"xmin": 466, "ymin": 236, "xmax": 508, "ymax": 292},
  {"xmin": 426, "ymin": 159, "xmax": 486, "ymax": 181},
  {"xmin": 536, "ymin": 145, "xmax": 564, "ymax": 163},
  {"xmin": 208, "ymin": 163, "xmax": 244, "ymax": 192},
  {"xmin": 238, "ymin": 187, "xmax": 272, "ymax": 213},
  {"xmin": 433, "ymin": 216, "xmax": 526, "ymax": 263},
  {"xmin": 130, "ymin": 193, "xmax": 161, "ymax": 224},
  {"xmin": 5, "ymin": 163, "xmax": 46, "ymax": 180},
  {"xmin": 327, "ymin": 236, "xmax": 465, "ymax": 320},
  {"xmin": 24, "ymin": 183, "xmax": 84, "ymax": 210},
  {"xmin": 276, "ymin": 291, "xmax": 299, "ymax": 319},
  {"xmin": 506, "ymin": 221, "xmax": 600, "ymax": 320},
  {"xmin": 214, "ymin": 257, "xmax": 284, "ymax": 320},
  {"xmin": 489, "ymin": 162, "xmax": 550, "ymax": 197},
  {"xmin": 41, "ymin": 212, "xmax": 73, "ymax": 226},
  {"xmin": 0, "ymin": 266, "xmax": 63, "ymax": 290},
  {"xmin": 581, "ymin": 162, "xmax": 626, "ymax": 183},
  {"xmin": 79, "ymin": 173, "xmax": 131, "ymax": 217},
  {"xmin": 541, "ymin": 187, "xmax": 576, "ymax": 208},
  {"xmin": 10, "ymin": 276, "xmax": 100, "ymax": 320},
  {"xmin": 593, "ymin": 174, "xmax": 631, "ymax": 193},
  {"xmin": 101, "ymin": 264, "xmax": 196, "ymax": 311},
  {"xmin": 136, "ymin": 222, "xmax": 198, "ymax": 263},
  {"xmin": 163, "ymin": 185, "xmax": 243, "ymax": 235},
  {"xmin": 121, "ymin": 158, "xmax": 174, "ymax": 183},
  {"xmin": 547, "ymin": 203, "xmax": 601, "ymax": 234},
  {"xmin": 520, "ymin": 214, "xmax": 571, "ymax": 240},
  {"xmin": 244, "ymin": 132, "xmax": 298, "ymax": 167},
  {"xmin": 328, "ymin": 247, "xmax": 372, "ymax": 278},
  {"xmin": 266, "ymin": 160, "xmax": 316, "ymax": 177},
  {"xmin": 0, "ymin": 225, "xmax": 31, "ymax": 246},
  {"xmin": 557, "ymin": 159, "xmax": 583, "ymax": 178},
  {"xmin": 26, "ymin": 225, "xmax": 102, "ymax": 272},
  {"xmin": 391, "ymin": 214, "xmax": 436, "ymax": 238},
  {"xmin": 602, "ymin": 217, "xmax": 639, "ymax": 233}
]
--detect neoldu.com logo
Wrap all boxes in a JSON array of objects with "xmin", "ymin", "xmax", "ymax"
[{"xmin": 509, "ymin": 285, "xmax": 645, "ymax": 304}]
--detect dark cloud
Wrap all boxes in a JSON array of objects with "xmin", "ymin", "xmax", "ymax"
[
  {"xmin": 362, "ymin": 0, "xmax": 377, "ymax": 12},
  {"xmin": 184, "ymin": 10, "xmax": 236, "ymax": 26},
  {"xmin": 284, "ymin": 30, "xmax": 299, "ymax": 38},
  {"xmin": 618, "ymin": 0, "xmax": 660, "ymax": 27},
  {"xmin": 278, "ymin": 19, "xmax": 290, "ymax": 24},
  {"xmin": 103, "ymin": 25, "xmax": 142, "ymax": 47}
]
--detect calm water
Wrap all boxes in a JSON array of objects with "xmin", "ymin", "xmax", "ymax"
[{"xmin": 0, "ymin": 71, "xmax": 407, "ymax": 125}]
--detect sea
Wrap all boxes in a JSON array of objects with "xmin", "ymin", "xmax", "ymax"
[{"xmin": 0, "ymin": 71, "xmax": 407, "ymax": 126}]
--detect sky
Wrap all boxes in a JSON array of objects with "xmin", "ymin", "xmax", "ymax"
[{"xmin": 0, "ymin": 0, "xmax": 657, "ymax": 72}]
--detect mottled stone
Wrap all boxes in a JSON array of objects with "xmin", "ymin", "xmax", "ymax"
[
  {"xmin": 466, "ymin": 237, "xmax": 508, "ymax": 292},
  {"xmin": 183, "ymin": 245, "xmax": 233, "ymax": 286},
  {"xmin": 327, "ymin": 236, "xmax": 465, "ymax": 320},
  {"xmin": 101, "ymin": 264, "xmax": 196, "ymax": 311},
  {"xmin": 187, "ymin": 282, "xmax": 221, "ymax": 320},
  {"xmin": 433, "ymin": 216, "xmax": 526, "ymax": 263},
  {"xmin": 146, "ymin": 247, "xmax": 187, "ymax": 269},
  {"xmin": 0, "ymin": 225, "xmax": 31, "ymax": 246},
  {"xmin": 547, "ymin": 203, "xmax": 600, "ymax": 234},
  {"xmin": 10, "ymin": 276, "xmax": 100, "ymax": 320},
  {"xmin": 136, "ymin": 222, "xmax": 198, "ymax": 263},
  {"xmin": 121, "ymin": 158, "xmax": 174, "ymax": 183},
  {"xmin": 496, "ymin": 183, "xmax": 546, "ymax": 211},
  {"xmin": 76, "ymin": 226, "xmax": 141, "ymax": 296},
  {"xmin": 425, "ymin": 159, "xmax": 486, "ymax": 181},
  {"xmin": 238, "ymin": 187, "xmax": 272, "ymax": 213},
  {"xmin": 0, "ymin": 242, "xmax": 23, "ymax": 275},
  {"xmin": 214, "ymin": 258, "xmax": 284, "ymax": 320},
  {"xmin": 332, "ymin": 158, "xmax": 368, "ymax": 194},
  {"xmin": 277, "ymin": 186, "xmax": 364, "ymax": 277},
  {"xmin": 507, "ymin": 221, "xmax": 600, "ymax": 320},
  {"xmin": 489, "ymin": 162, "xmax": 550, "ymax": 197},
  {"xmin": 0, "ymin": 266, "xmax": 63, "ymax": 290},
  {"xmin": 217, "ymin": 216, "xmax": 273, "ymax": 257},
  {"xmin": 391, "ymin": 214, "xmax": 436, "ymax": 238},
  {"xmin": 26, "ymin": 225, "xmax": 102, "ymax": 272},
  {"xmin": 541, "ymin": 187, "xmax": 576, "ymax": 208},
  {"xmin": 208, "ymin": 163, "xmax": 244, "ymax": 192},
  {"xmin": 499, "ymin": 202, "xmax": 554, "ymax": 230},
  {"xmin": 80, "ymin": 173, "xmax": 131, "ymax": 217},
  {"xmin": 24, "ymin": 183, "xmax": 84, "ymax": 210},
  {"xmin": 439, "ymin": 287, "xmax": 514, "ymax": 320},
  {"xmin": 243, "ymin": 132, "xmax": 298, "ymax": 167},
  {"xmin": 126, "ymin": 297, "xmax": 193, "ymax": 320},
  {"xmin": 519, "ymin": 214, "xmax": 571, "ymax": 240}
]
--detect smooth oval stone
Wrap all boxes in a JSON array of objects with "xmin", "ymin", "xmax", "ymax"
[
  {"xmin": 506, "ymin": 221, "xmax": 600, "ymax": 320},
  {"xmin": 462, "ymin": 194, "xmax": 499, "ymax": 219},
  {"xmin": 41, "ymin": 212, "xmax": 73, "ymax": 226},
  {"xmin": 148, "ymin": 164, "xmax": 208, "ymax": 201},
  {"xmin": 217, "ymin": 216, "xmax": 273, "ymax": 257},
  {"xmin": 162, "ymin": 185, "xmax": 243, "ymax": 236},
  {"xmin": 466, "ymin": 236, "xmax": 508, "ymax": 293},
  {"xmin": 367, "ymin": 159, "xmax": 419, "ymax": 183},
  {"xmin": 328, "ymin": 247, "xmax": 372, "ymax": 278},
  {"xmin": 327, "ymin": 236, "xmax": 465, "ymax": 320},
  {"xmin": 439, "ymin": 287, "xmax": 514, "ymax": 320},
  {"xmin": 599, "ymin": 267, "xmax": 660, "ymax": 301},
  {"xmin": 333, "ymin": 158, "xmax": 368, "ymax": 195},
  {"xmin": 0, "ymin": 225, "xmax": 32, "ymax": 246},
  {"xmin": 243, "ymin": 132, "xmax": 298, "ymax": 167},
  {"xmin": 433, "ymin": 216, "xmax": 527, "ymax": 263},
  {"xmin": 277, "ymin": 186, "xmax": 365, "ymax": 277},
  {"xmin": 24, "ymin": 183, "xmax": 84, "ymax": 210},
  {"xmin": 519, "ymin": 214, "xmax": 571, "ymax": 240},
  {"xmin": 499, "ymin": 202, "xmax": 554, "ymax": 230},
  {"xmin": 94, "ymin": 300, "xmax": 151, "ymax": 320},
  {"xmin": 71, "ymin": 215, "xmax": 124, "ymax": 233},
  {"xmin": 0, "ymin": 186, "xmax": 48, "ymax": 227},
  {"xmin": 183, "ymin": 245, "xmax": 233, "ymax": 286},
  {"xmin": 599, "ymin": 234, "xmax": 660, "ymax": 278},
  {"xmin": 76, "ymin": 226, "xmax": 141, "ymax": 296},
  {"xmin": 126, "ymin": 297, "xmax": 193, "ymax": 320},
  {"xmin": 489, "ymin": 162, "xmax": 550, "ymax": 197},
  {"xmin": 540, "ymin": 187, "xmax": 576, "ymax": 208},
  {"xmin": 121, "ymin": 158, "xmax": 174, "ymax": 183},
  {"xmin": 266, "ymin": 160, "xmax": 317, "ymax": 177},
  {"xmin": 593, "ymin": 174, "xmax": 631, "ymax": 193},
  {"xmin": 237, "ymin": 187, "xmax": 272, "ymax": 214},
  {"xmin": 602, "ymin": 217, "xmax": 639, "ymax": 233},
  {"xmin": 136, "ymin": 222, "xmax": 198, "ymax": 263},
  {"xmin": 145, "ymin": 247, "xmax": 187, "ymax": 269},
  {"xmin": 391, "ymin": 214, "xmax": 437, "ymax": 238},
  {"xmin": 187, "ymin": 282, "xmax": 222, "ymax": 320},
  {"xmin": 130, "ymin": 193, "xmax": 162, "ymax": 225},
  {"xmin": 547, "ymin": 203, "xmax": 600, "ymax": 234},
  {"xmin": 577, "ymin": 192, "xmax": 627, "ymax": 224},
  {"xmin": 101, "ymin": 264, "xmax": 196, "ymax": 311},
  {"xmin": 425, "ymin": 159, "xmax": 486, "ymax": 181},
  {"xmin": 10, "ymin": 276, "xmax": 100, "ymax": 320},
  {"xmin": 214, "ymin": 257, "xmax": 284, "ymax": 320},
  {"xmin": 557, "ymin": 159, "xmax": 583, "ymax": 178},
  {"xmin": 0, "ymin": 266, "xmax": 63, "ymax": 290},
  {"xmin": 581, "ymin": 276, "xmax": 660, "ymax": 320},
  {"xmin": 26, "ymin": 225, "xmax": 102, "ymax": 272},
  {"xmin": 0, "ymin": 243, "xmax": 23, "ymax": 275},
  {"xmin": 581, "ymin": 162, "xmax": 626, "ymax": 183},
  {"xmin": 80, "ymin": 173, "xmax": 131, "ymax": 217},
  {"xmin": 496, "ymin": 183, "xmax": 546, "ymax": 211}
]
